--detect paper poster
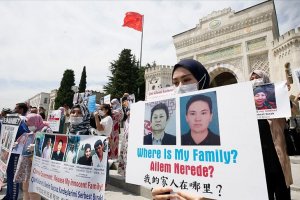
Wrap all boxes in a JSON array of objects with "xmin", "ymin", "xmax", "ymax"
[
  {"xmin": 30, "ymin": 133, "xmax": 108, "ymax": 200},
  {"xmin": 0, "ymin": 116, "xmax": 21, "ymax": 185},
  {"xmin": 47, "ymin": 110, "xmax": 61, "ymax": 132},
  {"xmin": 146, "ymin": 86, "xmax": 175, "ymax": 101},
  {"xmin": 126, "ymin": 82, "xmax": 268, "ymax": 200},
  {"xmin": 88, "ymin": 95, "xmax": 96, "ymax": 113},
  {"xmin": 253, "ymin": 81, "xmax": 290, "ymax": 119},
  {"xmin": 293, "ymin": 68, "xmax": 300, "ymax": 91},
  {"xmin": 103, "ymin": 94, "xmax": 111, "ymax": 105}
]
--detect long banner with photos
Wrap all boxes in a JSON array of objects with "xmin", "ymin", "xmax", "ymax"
[
  {"xmin": 29, "ymin": 133, "xmax": 108, "ymax": 200},
  {"xmin": 126, "ymin": 82, "xmax": 269, "ymax": 200}
]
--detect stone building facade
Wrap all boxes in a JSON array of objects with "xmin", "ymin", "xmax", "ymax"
[{"xmin": 144, "ymin": 0, "xmax": 300, "ymax": 197}]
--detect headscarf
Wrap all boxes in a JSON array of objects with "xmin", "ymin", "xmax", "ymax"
[
  {"xmin": 249, "ymin": 69, "xmax": 270, "ymax": 84},
  {"xmin": 26, "ymin": 113, "xmax": 45, "ymax": 132},
  {"xmin": 253, "ymin": 87, "xmax": 266, "ymax": 95},
  {"xmin": 69, "ymin": 103, "xmax": 91, "ymax": 135},
  {"xmin": 111, "ymin": 98, "xmax": 122, "ymax": 111},
  {"xmin": 172, "ymin": 59, "xmax": 210, "ymax": 89}
]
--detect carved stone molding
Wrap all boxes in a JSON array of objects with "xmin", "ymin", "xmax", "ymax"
[
  {"xmin": 249, "ymin": 54, "xmax": 269, "ymax": 75},
  {"xmin": 247, "ymin": 37, "xmax": 266, "ymax": 52},
  {"xmin": 174, "ymin": 11, "xmax": 273, "ymax": 49}
]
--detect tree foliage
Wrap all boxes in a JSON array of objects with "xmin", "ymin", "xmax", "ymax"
[
  {"xmin": 78, "ymin": 66, "xmax": 87, "ymax": 93},
  {"xmin": 54, "ymin": 69, "xmax": 75, "ymax": 109},
  {"xmin": 103, "ymin": 49, "xmax": 145, "ymax": 101}
]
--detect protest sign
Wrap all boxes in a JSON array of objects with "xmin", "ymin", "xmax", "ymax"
[
  {"xmin": 88, "ymin": 95, "xmax": 96, "ymax": 113},
  {"xmin": 103, "ymin": 94, "xmax": 111, "ymax": 104},
  {"xmin": 0, "ymin": 116, "xmax": 21, "ymax": 184},
  {"xmin": 47, "ymin": 110, "xmax": 61, "ymax": 132},
  {"xmin": 146, "ymin": 86, "xmax": 175, "ymax": 101},
  {"xmin": 126, "ymin": 82, "xmax": 268, "ymax": 199},
  {"xmin": 293, "ymin": 68, "xmax": 300, "ymax": 91},
  {"xmin": 253, "ymin": 81, "xmax": 290, "ymax": 119},
  {"xmin": 30, "ymin": 133, "xmax": 108, "ymax": 200}
]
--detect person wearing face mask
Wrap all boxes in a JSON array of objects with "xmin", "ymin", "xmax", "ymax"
[
  {"xmin": 249, "ymin": 70, "xmax": 292, "ymax": 200},
  {"xmin": 94, "ymin": 104, "xmax": 113, "ymax": 137},
  {"xmin": 14, "ymin": 113, "xmax": 49, "ymax": 200},
  {"xmin": 68, "ymin": 104, "xmax": 91, "ymax": 135},
  {"xmin": 152, "ymin": 59, "xmax": 211, "ymax": 200}
]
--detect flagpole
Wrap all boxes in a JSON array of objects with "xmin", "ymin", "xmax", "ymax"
[{"xmin": 139, "ymin": 16, "xmax": 144, "ymax": 68}]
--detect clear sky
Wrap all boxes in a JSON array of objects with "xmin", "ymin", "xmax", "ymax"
[{"xmin": 0, "ymin": 0, "xmax": 299, "ymax": 109}]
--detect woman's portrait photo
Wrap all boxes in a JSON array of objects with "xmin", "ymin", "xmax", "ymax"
[
  {"xmin": 144, "ymin": 98, "xmax": 176, "ymax": 145},
  {"xmin": 180, "ymin": 91, "xmax": 220, "ymax": 146},
  {"xmin": 253, "ymin": 84, "xmax": 277, "ymax": 110}
]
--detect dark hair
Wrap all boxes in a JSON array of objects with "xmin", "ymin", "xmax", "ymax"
[
  {"xmin": 186, "ymin": 95, "xmax": 212, "ymax": 114},
  {"xmin": 94, "ymin": 139, "xmax": 103, "ymax": 149},
  {"xmin": 58, "ymin": 140, "xmax": 63, "ymax": 145},
  {"xmin": 102, "ymin": 104, "xmax": 112, "ymax": 116},
  {"xmin": 121, "ymin": 96, "xmax": 128, "ymax": 103},
  {"xmin": 172, "ymin": 59, "xmax": 210, "ymax": 89},
  {"xmin": 84, "ymin": 143, "xmax": 91, "ymax": 151},
  {"xmin": 16, "ymin": 103, "xmax": 28, "ymax": 115},
  {"xmin": 150, "ymin": 103, "xmax": 169, "ymax": 121},
  {"xmin": 253, "ymin": 87, "xmax": 266, "ymax": 96}
]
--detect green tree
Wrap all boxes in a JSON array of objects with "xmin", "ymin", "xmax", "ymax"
[
  {"xmin": 78, "ymin": 66, "xmax": 87, "ymax": 93},
  {"xmin": 104, "ymin": 49, "xmax": 144, "ymax": 100},
  {"xmin": 54, "ymin": 69, "xmax": 75, "ymax": 109}
]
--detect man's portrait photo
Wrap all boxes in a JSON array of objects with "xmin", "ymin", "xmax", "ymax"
[
  {"xmin": 144, "ymin": 98, "xmax": 176, "ymax": 145},
  {"xmin": 180, "ymin": 92, "xmax": 220, "ymax": 145},
  {"xmin": 77, "ymin": 143, "xmax": 92, "ymax": 166},
  {"xmin": 42, "ymin": 135, "xmax": 55, "ymax": 159},
  {"xmin": 64, "ymin": 136, "xmax": 80, "ymax": 163},
  {"xmin": 51, "ymin": 136, "xmax": 67, "ymax": 161},
  {"xmin": 92, "ymin": 139, "xmax": 108, "ymax": 168}
]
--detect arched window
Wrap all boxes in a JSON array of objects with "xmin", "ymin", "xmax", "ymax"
[{"xmin": 285, "ymin": 63, "xmax": 293, "ymax": 84}]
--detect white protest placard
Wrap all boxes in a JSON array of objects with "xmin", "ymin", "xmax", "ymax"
[
  {"xmin": 103, "ymin": 94, "xmax": 111, "ymax": 104},
  {"xmin": 146, "ymin": 86, "xmax": 175, "ymax": 101},
  {"xmin": 126, "ymin": 82, "xmax": 268, "ymax": 200},
  {"xmin": 293, "ymin": 68, "xmax": 300, "ymax": 91},
  {"xmin": 30, "ymin": 133, "xmax": 108, "ymax": 200},
  {"xmin": 253, "ymin": 81, "xmax": 290, "ymax": 119},
  {"xmin": 47, "ymin": 110, "xmax": 61, "ymax": 132},
  {"xmin": 0, "ymin": 116, "xmax": 21, "ymax": 184}
]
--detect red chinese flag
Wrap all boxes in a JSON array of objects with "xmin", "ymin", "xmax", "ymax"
[{"xmin": 122, "ymin": 12, "xmax": 143, "ymax": 32}]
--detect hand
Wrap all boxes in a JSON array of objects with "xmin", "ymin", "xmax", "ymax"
[
  {"xmin": 12, "ymin": 142, "xmax": 18, "ymax": 148},
  {"xmin": 176, "ymin": 191, "xmax": 211, "ymax": 200},
  {"xmin": 27, "ymin": 144, "xmax": 35, "ymax": 152},
  {"xmin": 94, "ymin": 111, "xmax": 99, "ymax": 116},
  {"xmin": 152, "ymin": 187, "xmax": 177, "ymax": 200}
]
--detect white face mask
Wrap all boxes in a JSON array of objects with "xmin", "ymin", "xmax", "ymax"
[
  {"xmin": 175, "ymin": 74, "xmax": 207, "ymax": 94},
  {"xmin": 70, "ymin": 116, "xmax": 83, "ymax": 125},
  {"xmin": 28, "ymin": 126, "xmax": 37, "ymax": 132},
  {"xmin": 251, "ymin": 78, "xmax": 264, "ymax": 87},
  {"xmin": 112, "ymin": 104, "xmax": 117, "ymax": 109},
  {"xmin": 98, "ymin": 110, "xmax": 105, "ymax": 117}
]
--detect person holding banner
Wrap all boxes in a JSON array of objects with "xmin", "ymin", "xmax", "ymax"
[
  {"xmin": 68, "ymin": 104, "xmax": 91, "ymax": 135},
  {"xmin": 14, "ymin": 113, "xmax": 49, "ymax": 200},
  {"xmin": 250, "ymin": 70, "xmax": 292, "ymax": 200},
  {"xmin": 152, "ymin": 59, "xmax": 211, "ymax": 200}
]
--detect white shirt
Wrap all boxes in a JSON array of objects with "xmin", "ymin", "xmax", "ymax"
[
  {"xmin": 95, "ymin": 116, "xmax": 113, "ymax": 136},
  {"xmin": 42, "ymin": 146, "xmax": 52, "ymax": 159},
  {"xmin": 66, "ymin": 150, "xmax": 76, "ymax": 163},
  {"xmin": 92, "ymin": 153, "xmax": 107, "ymax": 169}
]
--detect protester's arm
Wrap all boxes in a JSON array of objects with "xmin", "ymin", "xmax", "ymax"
[
  {"xmin": 152, "ymin": 187, "xmax": 211, "ymax": 200},
  {"xmin": 94, "ymin": 112, "xmax": 104, "ymax": 131}
]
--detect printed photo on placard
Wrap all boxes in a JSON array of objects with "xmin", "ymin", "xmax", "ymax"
[
  {"xmin": 77, "ymin": 141, "xmax": 93, "ymax": 166},
  {"xmin": 0, "ymin": 149, "xmax": 9, "ymax": 165},
  {"xmin": 64, "ymin": 136, "xmax": 80, "ymax": 164},
  {"xmin": 22, "ymin": 133, "xmax": 36, "ymax": 157},
  {"xmin": 34, "ymin": 133, "xmax": 45, "ymax": 157},
  {"xmin": 180, "ymin": 91, "xmax": 220, "ymax": 145},
  {"xmin": 144, "ymin": 98, "xmax": 176, "ymax": 145},
  {"xmin": 41, "ymin": 134, "xmax": 55, "ymax": 160},
  {"xmin": 51, "ymin": 136, "xmax": 67, "ymax": 161},
  {"xmin": 91, "ymin": 138, "xmax": 108, "ymax": 168},
  {"xmin": 253, "ymin": 84, "xmax": 277, "ymax": 110}
]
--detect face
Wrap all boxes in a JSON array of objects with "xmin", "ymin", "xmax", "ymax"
[
  {"xmin": 99, "ymin": 106, "xmax": 107, "ymax": 115},
  {"xmin": 47, "ymin": 138, "xmax": 51, "ymax": 147},
  {"xmin": 14, "ymin": 105, "xmax": 22, "ymax": 115},
  {"xmin": 85, "ymin": 148, "xmax": 91, "ymax": 158},
  {"xmin": 70, "ymin": 108, "xmax": 82, "ymax": 117},
  {"xmin": 250, "ymin": 73, "xmax": 261, "ymax": 81},
  {"xmin": 151, "ymin": 109, "xmax": 167, "ymax": 132},
  {"xmin": 57, "ymin": 141, "xmax": 63, "ymax": 151},
  {"xmin": 172, "ymin": 67, "xmax": 198, "ymax": 87},
  {"xmin": 186, "ymin": 101, "xmax": 212, "ymax": 134},
  {"xmin": 95, "ymin": 145, "xmax": 103, "ymax": 157},
  {"xmin": 31, "ymin": 108, "xmax": 38, "ymax": 114},
  {"xmin": 254, "ymin": 92, "xmax": 267, "ymax": 107},
  {"xmin": 122, "ymin": 100, "xmax": 128, "ymax": 107}
]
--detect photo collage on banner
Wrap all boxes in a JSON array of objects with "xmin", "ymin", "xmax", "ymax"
[
  {"xmin": 30, "ymin": 132, "xmax": 108, "ymax": 200},
  {"xmin": 0, "ymin": 116, "xmax": 21, "ymax": 185},
  {"xmin": 252, "ymin": 81, "xmax": 290, "ymax": 119},
  {"xmin": 126, "ymin": 82, "xmax": 269, "ymax": 200}
]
